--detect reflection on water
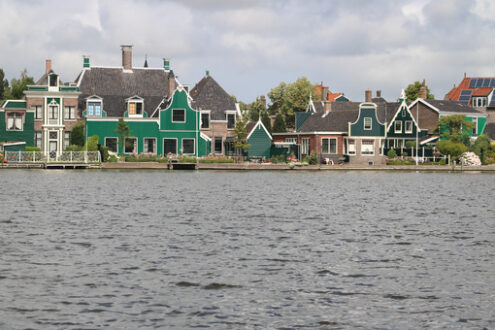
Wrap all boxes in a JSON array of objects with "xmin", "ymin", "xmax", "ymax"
[{"xmin": 1, "ymin": 170, "xmax": 494, "ymax": 329}]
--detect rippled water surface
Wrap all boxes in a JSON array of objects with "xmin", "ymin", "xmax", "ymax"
[{"xmin": 1, "ymin": 170, "xmax": 495, "ymax": 329}]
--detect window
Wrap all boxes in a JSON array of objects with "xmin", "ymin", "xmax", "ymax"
[
  {"xmin": 128, "ymin": 101, "xmax": 143, "ymax": 116},
  {"xmin": 361, "ymin": 139, "xmax": 374, "ymax": 155},
  {"xmin": 33, "ymin": 106, "xmax": 42, "ymax": 120},
  {"xmin": 35, "ymin": 131, "xmax": 42, "ymax": 149},
  {"xmin": 6, "ymin": 113, "xmax": 23, "ymax": 130},
  {"xmin": 227, "ymin": 113, "xmax": 236, "ymax": 129},
  {"xmin": 164, "ymin": 138, "xmax": 177, "ymax": 154},
  {"xmin": 64, "ymin": 132, "xmax": 70, "ymax": 149},
  {"xmin": 201, "ymin": 112, "xmax": 210, "ymax": 129},
  {"xmin": 87, "ymin": 101, "xmax": 102, "ymax": 117},
  {"xmin": 348, "ymin": 139, "xmax": 356, "ymax": 155},
  {"xmin": 405, "ymin": 121, "xmax": 413, "ymax": 133},
  {"xmin": 321, "ymin": 138, "xmax": 337, "ymax": 154},
  {"xmin": 182, "ymin": 139, "xmax": 195, "ymax": 154},
  {"xmin": 49, "ymin": 104, "xmax": 58, "ymax": 119},
  {"xmin": 214, "ymin": 137, "xmax": 222, "ymax": 153},
  {"xmin": 285, "ymin": 138, "xmax": 297, "ymax": 144},
  {"xmin": 143, "ymin": 138, "xmax": 156, "ymax": 153},
  {"xmin": 301, "ymin": 138, "xmax": 310, "ymax": 155},
  {"xmin": 394, "ymin": 120, "xmax": 402, "ymax": 133},
  {"xmin": 49, "ymin": 75, "xmax": 57, "ymax": 87},
  {"xmin": 172, "ymin": 109, "xmax": 185, "ymax": 122},
  {"xmin": 472, "ymin": 117, "xmax": 478, "ymax": 135},
  {"xmin": 124, "ymin": 138, "xmax": 137, "ymax": 154},
  {"xmin": 64, "ymin": 106, "xmax": 76, "ymax": 120},
  {"xmin": 401, "ymin": 108, "xmax": 406, "ymax": 117},
  {"xmin": 49, "ymin": 131, "xmax": 57, "ymax": 140},
  {"xmin": 364, "ymin": 117, "xmax": 372, "ymax": 130},
  {"xmin": 105, "ymin": 137, "xmax": 118, "ymax": 153}
]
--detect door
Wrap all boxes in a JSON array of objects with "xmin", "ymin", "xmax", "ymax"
[{"xmin": 49, "ymin": 141, "xmax": 57, "ymax": 159}]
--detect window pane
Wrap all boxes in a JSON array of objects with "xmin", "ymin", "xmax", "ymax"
[
  {"xmin": 182, "ymin": 139, "xmax": 195, "ymax": 154},
  {"xmin": 95, "ymin": 104, "xmax": 101, "ymax": 116},
  {"xmin": 227, "ymin": 114, "xmax": 235, "ymax": 129},
  {"xmin": 129, "ymin": 103, "xmax": 136, "ymax": 115},
  {"xmin": 201, "ymin": 113, "xmax": 209, "ymax": 128},
  {"xmin": 125, "ymin": 138, "xmax": 136, "ymax": 153},
  {"xmin": 214, "ymin": 137, "xmax": 222, "ymax": 153},
  {"xmin": 173, "ymin": 109, "xmax": 185, "ymax": 122},
  {"xmin": 321, "ymin": 139, "xmax": 329, "ymax": 153},
  {"xmin": 136, "ymin": 103, "xmax": 142, "ymax": 114},
  {"xmin": 164, "ymin": 139, "xmax": 177, "ymax": 154},
  {"xmin": 144, "ymin": 138, "xmax": 156, "ymax": 153},
  {"xmin": 330, "ymin": 139, "xmax": 337, "ymax": 153},
  {"xmin": 106, "ymin": 138, "xmax": 118, "ymax": 153}
]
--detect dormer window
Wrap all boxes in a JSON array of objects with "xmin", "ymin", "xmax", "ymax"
[
  {"xmin": 86, "ymin": 95, "xmax": 103, "ymax": 117},
  {"xmin": 126, "ymin": 96, "xmax": 144, "ymax": 117},
  {"xmin": 49, "ymin": 75, "xmax": 58, "ymax": 87}
]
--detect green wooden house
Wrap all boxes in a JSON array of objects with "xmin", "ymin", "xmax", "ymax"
[
  {"xmin": 86, "ymin": 87, "xmax": 211, "ymax": 157},
  {"xmin": 0, "ymin": 100, "xmax": 34, "ymax": 152},
  {"xmin": 246, "ymin": 119, "xmax": 272, "ymax": 159}
]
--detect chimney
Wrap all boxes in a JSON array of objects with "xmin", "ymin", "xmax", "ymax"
[
  {"xmin": 45, "ymin": 59, "xmax": 52, "ymax": 73},
  {"xmin": 83, "ymin": 55, "xmax": 90, "ymax": 68},
  {"xmin": 324, "ymin": 101, "xmax": 332, "ymax": 113},
  {"xmin": 376, "ymin": 90, "xmax": 381, "ymax": 98},
  {"xmin": 163, "ymin": 58, "xmax": 170, "ymax": 71},
  {"xmin": 365, "ymin": 89, "xmax": 372, "ymax": 102},
  {"xmin": 168, "ymin": 70, "xmax": 176, "ymax": 98},
  {"xmin": 121, "ymin": 45, "xmax": 133, "ymax": 70},
  {"xmin": 321, "ymin": 86, "xmax": 329, "ymax": 101},
  {"xmin": 418, "ymin": 80, "xmax": 427, "ymax": 99}
]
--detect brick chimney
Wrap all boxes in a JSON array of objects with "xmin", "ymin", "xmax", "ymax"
[
  {"xmin": 418, "ymin": 80, "xmax": 427, "ymax": 99},
  {"xmin": 45, "ymin": 59, "xmax": 52, "ymax": 73},
  {"xmin": 365, "ymin": 90, "xmax": 372, "ymax": 102},
  {"xmin": 324, "ymin": 101, "xmax": 332, "ymax": 113},
  {"xmin": 321, "ymin": 86, "xmax": 329, "ymax": 101},
  {"xmin": 121, "ymin": 45, "xmax": 133, "ymax": 70},
  {"xmin": 376, "ymin": 90, "xmax": 381, "ymax": 98}
]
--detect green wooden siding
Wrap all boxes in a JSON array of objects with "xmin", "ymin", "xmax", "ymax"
[
  {"xmin": 160, "ymin": 89, "xmax": 199, "ymax": 131},
  {"xmin": 466, "ymin": 116, "xmax": 487, "ymax": 137},
  {"xmin": 349, "ymin": 105, "xmax": 385, "ymax": 137},
  {"xmin": 248, "ymin": 124, "xmax": 271, "ymax": 158},
  {"xmin": 387, "ymin": 103, "xmax": 427, "ymax": 139},
  {"xmin": 0, "ymin": 111, "xmax": 34, "ymax": 147}
]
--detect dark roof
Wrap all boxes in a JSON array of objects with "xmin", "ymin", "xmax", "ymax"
[
  {"xmin": 36, "ymin": 69, "xmax": 64, "ymax": 85},
  {"xmin": 76, "ymin": 67, "xmax": 170, "ymax": 117},
  {"xmin": 309, "ymin": 100, "xmax": 325, "ymax": 113},
  {"xmin": 484, "ymin": 123, "xmax": 495, "ymax": 140},
  {"xmin": 189, "ymin": 75, "xmax": 236, "ymax": 120},
  {"xmin": 423, "ymin": 99, "xmax": 484, "ymax": 114},
  {"xmin": 372, "ymin": 97, "xmax": 387, "ymax": 103},
  {"xmin": 245, "ymin": 121, "xmax": 257, "ymax": 134}
]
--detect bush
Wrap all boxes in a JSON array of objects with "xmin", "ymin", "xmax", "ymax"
[
  {"xmin": 303, "ymin": 151, "xmax": 318, "ymax": 165},
  {"xmin": 25, "ymin": 146, "xmax": 40, "ymax": 152},
  {"xmin": 107, "ymin": 154, "xmax": 118, "ymax": 162},
  {"xmin": 269, "ymin": 154, "xmax": 287, "ymax": 163},
  {"xmin": 100, "ymin": 145, "xmax": 109, "ymax": 162},
  {"xmin": 83, "ymin": 135, "xmax": 99, "ymax": 151},
  {"xmin": 436, "ymin": 140, "xmax": 467, "ymax": 160},
  {"xmin": 70, "ymin": 122, "xmax": 85, "ymax": 147},
  {"xmin": 405, "ymin": 141, "xmax": 416, "ymax": 149},
  {"xmin": 387, "ymin": 149, "xmax": 397, "ymax": 159},
  {"xmin": 65, "ymin": 144, "xmax": 81, "ymax": 152},
  {"xmin": 125, "ymin": 154, "xmax": 157, "ymax": 162},
  {"xmin": 199, "ymin": 156, "xmax": 235, "ymax": 163},
  {"xmin": 177, "ymin": 155, "xmax": 196, "ymax": 163},
  {"xmin": 401, "ymin": 151, "xmax": 408, "ymax": 157}
]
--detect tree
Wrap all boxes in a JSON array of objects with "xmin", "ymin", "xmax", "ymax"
[
  {"xmin": 115, "ymin": 118, "xmax": 131, "ymax": 154},
  {"xmin": 233, "ymin": 116, "xmax": 249, "ymax": 155},
  {"xmin": 435, "ymin": 115, "xmax": 474, "ymax": 145},
  {"xmin": 0, "ymin": 68, "xmax": 7, "ymax": 100},
  {"xmin": 83, "ymin": 135, "xmax": 100, "ymax": 151},
  {"xmin": 70, "ymin": 122, "xmax": 85, "ymax": 146},
  {"xmin": 8, "ymin": 69, "xmax": 34, "ymax": 99},
  {"xmin": 405, "ymin": 81, "xmax": 434, "ymax": 101},
  {"xmin": 261, "ymin": 110, "xmax": 271, "ymax": 133},
  {"xmin": 246, "ymin": 97, "xmax": 266, "ymax": 122},
  {"xmin": 272, "ymin": 113, "xmax": 287, "ymax": 133},
  {"xmin": 436, "ymin": 140, "xmax": 467, "ymax": 161},
  {"xmin": 472, "ymin": 134, "xmax": 491, "ymax": 164}
]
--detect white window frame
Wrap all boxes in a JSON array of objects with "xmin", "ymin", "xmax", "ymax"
[
  {"xmin": 105, "ymin": 137, "xmax": 118, "ymax": 153},
  {"xmin": 86, "ymin": 97, "xmax": 103, "ymax": 117},
  {"xmin": 163, "ymin": 138, "xmax": 178, "ymax": 155},
  {"xmin": 472, "ymin": 117, "xmax": 478, "ymax": 135},
  {"xmin": 127, "ymin": 99, "xmax": 144, "ymax": 117},
  {"xmin": 226, "ymin": 112, "xmax": 236, "ymax": 130},
  {"xmin": 143, "ymin": 137, "xmax": 157, "ymax": 154},
  {"xmin": 35, "ymin": 131, "xmax": 42, "ymax": 149},
  {"xmin": 348, "ymin": 139, "xmax": 356, "ymax": 155},
  {"xmin": 33, "ymin": 105, "xmax": 43, "ymax": 120},
  {"xmin": 172, "ymin": 108, "xmax": 186, "ymax": 123},
  {"xmin": 64, "ymin": 132, "xmax": 70, "ymax": 149},
  {"xmin": 182, "ymin": 138, "xmax": 195, "ymax": 154},
  {"xmin": 394, "ymin": 120, "xmax": 402, "ymax": 133},
  {"xmin": 321, "ymin": 138, "xmax": 337, "ymax": 154},
  {"xmin": 64, "ymin": 106, "xmax": 76, "ymax": 120},
  {"xmin": 405, "ymin": 120, "xmax": 413, "ymax": 133},
  {"xmin": 301, "ymin": 137, "xmax": 310, "ymax": 154},
  {"xmin": 6, "ymin": 112, "xmax": 24, "ymax": 131},
  {"xmin": 364, "ymin": 117, "xmax": 372, "ymax": 130},
  {"xmin": 201, "ymin": 111, "xmax": 210, "ymax": 129},
  {"xmin": 124, "ymin": 137, "xmax": 137, "ymax": 154},
  {"xmin": 361, "ymin": 139, "xmax": 375, "ymax": 156},
  {"xmin": 285, "ymin": 138, "xmax": 297, "ymax": 144}
]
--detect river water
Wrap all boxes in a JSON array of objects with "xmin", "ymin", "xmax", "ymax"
[{"xmin": 0, "ymin": 170, "xmax": 494, "ymax": 329}]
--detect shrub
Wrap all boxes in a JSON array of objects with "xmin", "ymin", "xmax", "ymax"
[
  {"xmin": 303, "ymin": 151, "xmax": 318, "ymax": 165},
  {"xmin": 177, "ymin": 155, "xmax": 196, "ymax": 163},
  {"xmin": 269, "ymin": 154, "xmax": 287, "ymax": 163},
  {"xmin": 83, "ymin": 135, "xmax": 99, "ymax": 151},
  {"xmin": 387, "ymin": 149, "xmax": 397, "ymax": 159},
  {"xmin": 25, "ymin": 146, "xmax": 40, "ymax": 152},
  {"xmin": 405, "ymin": 141, "xmax": 416, "ymax": 149},
  {"xmin": 107, "ymin": 154, "xmax": 118, "ymax": 162},
  {"xmin": 125, "ymin": 154, "xmax": 157, "ymax": 162},
  {"xmin": 100, "ymin": 145, "xmax": 109, "ymax": 162},
  {"xmin": 65, "ymin": 144, "xmax": 82, "ymax": 152},
  {"xmin": 199, "ymin": 156, "xmax": 235, "ymax": 163}
]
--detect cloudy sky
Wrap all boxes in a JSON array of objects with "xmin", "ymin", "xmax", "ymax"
[{"xmin": 1, "ymin": 0, "xmax": 494, "ymax": 102}]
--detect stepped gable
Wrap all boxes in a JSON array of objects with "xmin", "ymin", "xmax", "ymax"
[
  {"xmin": 190, "ymin": 75, "xmax": 236, "ymax": 120},
  {"xmin": 77, "ymin": 67, "xmax": 170, "ymax": 117}
]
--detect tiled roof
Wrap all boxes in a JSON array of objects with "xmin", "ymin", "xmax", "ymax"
[
  {"xmin": 472, "ymin": 87, "xmax": 493, "ymax": 96},
  {"xmin": 76, "ymin": 67, "xmax": 170, "ymax": 117},
  {"xmin": 245, "ymin": 121, "xmax": 257, "ymax": 134},
  {"xmin": 425, "ymin": 99, "xmax": 484, "ymax": 114},
  {"xmin": 36, "ymin": 69, "xmax": 64, "ymax": 86},
  {"xmin": 189, "ymin": 75, "xmax": 236, "ymax": 121},
  {"xmin": 445, "ymin": 76, "xmax": 495, "ymax": 105},
  {"xmin": 328, "ymin": 92, "xmax": 343, "ymax": 102}
]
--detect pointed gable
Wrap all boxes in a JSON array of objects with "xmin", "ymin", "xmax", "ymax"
[{"xmin": 190, "ymin": 75, "xmax": 236, "ymax": 120}]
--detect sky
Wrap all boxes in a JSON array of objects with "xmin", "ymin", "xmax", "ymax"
[{"xmin": 1, "ymin": 0, "xmax": 495, "ymax": 103}]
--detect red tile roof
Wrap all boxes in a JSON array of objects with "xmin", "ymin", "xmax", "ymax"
[{"xmin": 472, "ymin": 87, "xmax": 493, "ymax": 96}]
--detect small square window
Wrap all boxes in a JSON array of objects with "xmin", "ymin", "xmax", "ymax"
[
  {"xmin": 173, "ymin": 109, "xmax": 185, "ymax": 122},
  {"xmin": 182, "ymin": 139, "xmax": 195, "ymax": 154},
  {"xmin": 394, "ymin": 121, "xmax": 402, "ymax": 133},
  {"xmin": 6, "ymin": 113, "xmax": 23, "ymax": 131},
  {"xmin": 364, "ymin": 117, "xmax": 372, "ymax": 130},
  {"xmin": 405, "ymin": 121, "xmax": 413, "ymax": 133},
  {"xmin": 105, "ymin": 138, "xmax": 118, "ymax": 153},
  {"xmin": 143, "ymin": 138, "xmax": 156, "ymax": 154}
]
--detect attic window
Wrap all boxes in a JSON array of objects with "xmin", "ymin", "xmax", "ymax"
[
  {"xmin": 364, "ymin": 117, "xmax": 372, "ymax": 130},
  {"xmin": 49, "ymin": 75, "xmax": 58, "ymax": 87},
  {"xmin": 87, "ymin": 101, "xmax": 102, "ymax": 117},
  {"xmin": 172, "ymin": 109, "xmax": 185, "ymax": 122},
  {"xmin": 128, "ymin": 100, "xmax": 143, "ymax": 116}
]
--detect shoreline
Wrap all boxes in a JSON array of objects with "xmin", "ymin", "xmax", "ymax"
[{"xmin": 3, "ymin": 162, "xmax": 495, "ymax": 172}]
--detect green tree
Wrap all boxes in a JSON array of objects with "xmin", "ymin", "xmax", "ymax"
[
  {"xmin": 115, "ymin": 118, "xmax": 131, "ymax": 154},
  {"xmin": 272, "ymin": 113, "xmax": 287, "ymax": 133},
  {"xmin": 70, "ymin": 122, "xmax": 85, "ymax": 147},
  {"xmin": 0, "ymin": 68, "xmax": 7, "ymax": 100},
  {"xmin": 233, "ymin": 116, "xmax": 250, "ymax": 154},
  {"xmin": 9, "ymin": 69, "xmax": 34, "ymax": 99},
  {"xmin": 405, "ymin": 81, "xmax": 434, "ymax": 101},
  {"xmin": 472, "ymin": 134, "xmax": 491, "ymax": 164},
  {"xmin": 83, "ymin": 135, "xmax": 100, "ymax": 151},
  {"xmin": 246, "ymin": 97, "xmax": 266, "ymax": 122},
  {"xmin": 261, "ymin": 110, "xmax": 271, "ymax": 133},
  {"xmin": 436, "ymin": 140, "xmax": 467, "ymax": 161},
  {"xmin": 436, "ymin": 114, "xmax": 474, "ymax": 145}
]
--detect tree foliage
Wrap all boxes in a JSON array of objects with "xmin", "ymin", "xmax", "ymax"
[
  {"xmin": 472, "ymin": 134, "xmax": 491, "ymax": 164},
  {"xmin": 83, "ymin": 135, "xmax": 100, "ymax": 151},
  {"xmin": 436, "ymin": 140, "xmax": 467, "ymax": 160},
  {"xmin": 261, "ymin": 110, "xmax": 271, "ymax": 134},
  {"xmin": 7, "ymin": 69, "xmax": 35, "ymax": 99},
  {"xmin": 70, "ymin": 122, "xmax": 85, "ymax": 147},
  {"xmin": 115, "ymin": 118, "xmax": 131, "ymax": 154},
  {"xmin": 405, "ymin": 81, "xmax": 434, "ymax": 101},
  {"xmin": 272, "ymin": 113, "xmax": 287, "ymax": 133},
  {"xmin": 233, "ymin": 116, "xmax": 250, "ymax": 154},
  {"xmin": 0, "ymin": 68, "xmax": 7, "ymax": 101},
  {"xmin": 436, "ymin": 114, "xmax": 474, "ymax": 145},
  {"xmin": 246, "ymin": 97, "xmax": 266, "ymax": 122}
]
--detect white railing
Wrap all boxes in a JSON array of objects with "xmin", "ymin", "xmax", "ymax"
[{"xmin": 4, "ymin": 151, "xmax": 100, "ymax": 163}]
